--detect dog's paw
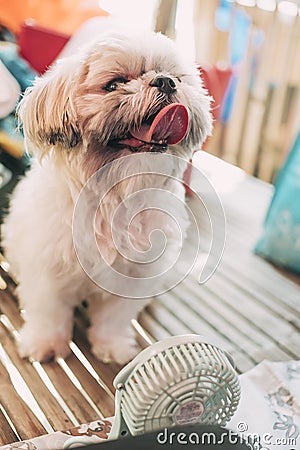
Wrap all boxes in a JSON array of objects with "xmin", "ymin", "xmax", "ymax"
[
  {"xmin": 89, "ymin": 334, "xmax": 139, "ymax": 365},
  {"xmin": 18, "ymin": 325, "xmax": 71, "ymax": 362}
]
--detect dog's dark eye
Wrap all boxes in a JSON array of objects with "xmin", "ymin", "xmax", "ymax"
[{"xmin": 104, "ymin": 77, "xmax": 129, "ymax": 92}]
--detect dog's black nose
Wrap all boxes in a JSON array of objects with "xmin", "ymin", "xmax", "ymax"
[{"xmin": 149, "ymin": 76, "xmax": 177, "ymax": 94}]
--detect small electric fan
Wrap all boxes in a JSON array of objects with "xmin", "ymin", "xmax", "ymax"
[{"xmin": 109, "ymin": 334, "xmax": 240, "ymax": 440}]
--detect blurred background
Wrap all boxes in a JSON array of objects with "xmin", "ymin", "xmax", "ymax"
[{"xmin": 0, "ymin": 0, "xmax": 299, "ymax": 187}]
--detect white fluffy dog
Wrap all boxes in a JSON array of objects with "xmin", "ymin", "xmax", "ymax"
[{"xmin": 2, "ymin": 32, "xmax": 212, "ymax": 364}]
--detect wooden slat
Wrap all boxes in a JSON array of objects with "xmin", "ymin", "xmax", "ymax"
[
  {"xmin": 139, "ymin": 310, "xmax": 171, "ymax": 342},
  {"xmin": 219, "ymin": 261, "xmax": 300, "ymax": 320},
  {"xmin": 0, "ymin": 359, "xmax": 47, "ymax": 440},
  {"xmin": 0, "ymin": 404, "xmax": 20, "ymax": 446},
  {"xmin": 0, "ymin": 292, "xmax": 116, "ymax": 424},
  {"xmin": 203, "ymin": 278, "xmax": 299, "ymax": 358},
  {"xmin": 0, "ymin": 327, "xmax": 77, "ymax": 431},
  {"xmin": 0, "ymin": 268, "xmax": 117, "ymax": 445},
  {"xmin": 148, "ymin": 296, "xmax": 255, "ymax": 374},
  {"xmin": 164, "ymin": 285, "xmax": 267, "ymax": 361},
  {"xmin": 72, "ymin": 324, "xmax": 118, "ymax": 393}
]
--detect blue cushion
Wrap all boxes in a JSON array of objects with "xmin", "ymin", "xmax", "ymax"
[{"xmin": 255, "ymin": 132, "xmax": 300, "ymax": 274}]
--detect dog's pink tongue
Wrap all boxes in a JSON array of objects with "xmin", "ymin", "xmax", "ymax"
[{"xmin": 131, "ymin": 103, "xmax": 189, "ymax": 145}]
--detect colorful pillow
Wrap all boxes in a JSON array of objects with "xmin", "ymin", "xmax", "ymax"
[{"xmin": 255, "ymin": 132, "xmax": 300, "ymax": 275}]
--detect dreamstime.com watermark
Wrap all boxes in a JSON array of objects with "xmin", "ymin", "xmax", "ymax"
[
  {"xmin": 156, "ymin": 424, "xmax": 298, "ymax": 448},
  {"xmin": 72, "ymin": 153, "xmax": 226, "ymax": 298}
]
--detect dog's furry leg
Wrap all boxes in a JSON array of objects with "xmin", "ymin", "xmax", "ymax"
[
  {"xmin": 17, "ymin": 275, "xmax": 77, "ymax": 362},
  {"xmin": 87, "ymin": 293, "xmax": 149, "ymax": 365}
]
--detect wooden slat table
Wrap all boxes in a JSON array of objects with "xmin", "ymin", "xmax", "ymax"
[{"xmin": 0, "ymin": 153, "xmax": 299, "ymax": 445}]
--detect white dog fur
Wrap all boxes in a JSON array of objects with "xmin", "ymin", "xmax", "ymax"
[{"xmin": 2, "ymin": 32, "xmax": 212, "ymax": 364}]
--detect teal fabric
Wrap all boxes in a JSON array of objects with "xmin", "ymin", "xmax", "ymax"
[
  {"xmin": 0, "ymin": 44, "xmax": 36, "ymax": 147},
  {"xmin": 0, "ymin": 44, "xmax": 37, "ymax": 92},
  {"xmin": 255, "ymin": 132, "xmax": 300, "ymax": 274}
]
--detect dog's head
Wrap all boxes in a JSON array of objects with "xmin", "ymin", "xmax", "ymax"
[{"xmin": 19, "ymin": 32, "xmax": 212, "ymax": 175}]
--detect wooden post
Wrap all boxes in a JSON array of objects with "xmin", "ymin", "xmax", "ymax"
[{"xmin": 154, "ymin": 0, "xmax": 178, "ymax": 39}]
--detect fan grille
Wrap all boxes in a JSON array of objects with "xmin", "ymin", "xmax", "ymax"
[{"xmin": 119, "ymin": 342, "xmax": 240, "ymax": 436}]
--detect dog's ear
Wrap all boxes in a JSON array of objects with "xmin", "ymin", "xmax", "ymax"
[{"xmin": 18, "ymin": 58, "xmax": 81, "ymax": 156}]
